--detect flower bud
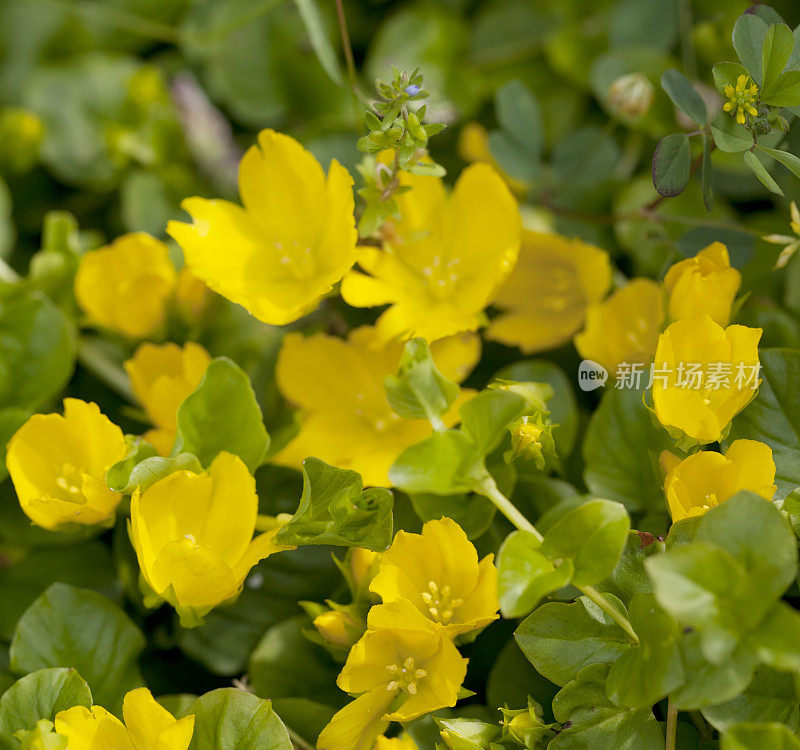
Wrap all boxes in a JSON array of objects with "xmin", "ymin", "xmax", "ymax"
[
  {"xmin": 313, "ymin": 609, "xmax": 362, "ymax": 648},
  {"xmin": 350, "ymin": 547, "xmax": 378, "ymax": 589},
  {"xmin": 608, "ymin": 72, "xmax": 654, "ymax": 119},
  {"xmin": 0, "ymin": 107, "xmax": 44, "ymax": 172},
  {"xmin": 500, "ymin": 700, "xmax": 558, "ymax": 747},
  {"xmin": 14, "ymin": 720, "xmax": 68, "ymax": 750}
]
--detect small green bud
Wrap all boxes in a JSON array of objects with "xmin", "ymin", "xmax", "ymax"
[
  {"xmin": 500, "ymin": 700, "xmax": 558, "ymax": 748},
  {"xmin": 14, "ymin": 720, "xmax": 68, "ymax": 750},
  {"xmin": 0, "ymin": 107, "xmax": 44, "ymax": 172}
]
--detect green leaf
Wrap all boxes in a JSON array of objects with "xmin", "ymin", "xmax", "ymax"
[
  {"xmin": 409, "ymin": 492, "xmax": 496, "ymax": 540},
  {"xmin": 389, "ymin": 430, "xmax": 485, "ymax": 496},
  {"xmin": 671, "ymin": 631, "xmax": 758, "ymax": 710},
  {"xmin": 9, "ymin": 584, "xmax": 145, "ymax": 714},
  {"xmin": 249, "ymin": 616, "xmax": 343, "ymax": 707},
  {"xmin": 733, "ymin": 13, "xmax": 770, "ymax": 84},
  {"xmin": 749, "ymin": 602, "xmax": 800, "ymax": 673},
  {"xmin": 711, "ymin": 112, "xmax": 754, "ymax": 153},
  {"xmin": 652, "ymin": 133, "xmax": 691, "ymax": 197},
  {"xmin": 275, "ymin": 458, "xmax": 393, "ymax": 550},
  {"xmin": 0, "ymin": 669, "xmax": 92, "ymax": 750},
  {"xmin": 702, "ymin": 666, "xmax": 800, "ymax": 733},
  {"xmin": 384, "ymin": 338, "xmax": 459, "ymax": 422},
  {"xmin": 661, "ymin": 70, "xmax": 707, "ymax": 126},
  {"xmin": 0, "ymin": 293, "xmax": 75, "ymax": 412},
  {"xmin": 495, "ymin": 79, "xmax": 543, "ymax": 159},
  {"xmin": 729, "ymin": 349, "xmax": 800, "ymax": 497},
  {"xmin": 185, "ymin": 688, "xmax": 293, "ymax": 750},
  {"xmin": 106, "ymin": 451, "xmax": 203, "ymax": 495},
  {"xmin": 497, "ymin": 530, "xmax": 574, "ymax": 618},
  {"xmin": 606, "ymin": 594, "xmax": 684, "ymax": 708},
  {"xmin": 646, "ymin": 542, "xmax": 746, "ymax": 659},
  {"xmin": 583, "ymin": 384, "xmax": 674, "ymax": 513},
  {"xmin": 721, "ymin": 722, "xmax": 800, "ymax": 749},
  {"xmin": 515, "ymin": 596, "xmax": 632, "ymax": 687},
  {"xmin": 104, "ymin": 436, "xmax": 158, "ymax": 493},
  {"xmin": 291, "ymin": 0, "xmax": 342, "ymax": 85},
  {"xmin": 762, "ymin": 24, "xmax": 795, "ymax": 91},
  {"xmin": 174, "ymin": 357, "xmax": 270, "ymax": 472},
  {"xmin": 550, "ymin": 664, "xmax": 663, "ymax": 750},
  {"xmin": 762, "ymin": 70, "xmax": 800, "ymax": 106},
  {"xmin": 601, "ymin": 531, "xmax": 660, "ymax": 605},
  {"xmin": 757, "ymin": 146, "xmax": 800, "ymax": 180},
  {"xmin": 0, "ymin": 542, "xmax": 119, "ymax": 641},
  {"xmin": 744, "ymin": 150, "xmax": 784, "ymax": 196},
  {"xmin": 459, "ymin": 390, "xmax": 527, "ymax": 456},
  {"xmin": 693, "ymin": 492, "xmax": 797, "ymax": 611},
  {"xmin": 488, "ymin": 130, "xmax": 539, "ymax": 183}
]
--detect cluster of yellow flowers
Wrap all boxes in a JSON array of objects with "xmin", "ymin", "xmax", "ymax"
[
  {"xmin": 7, "ymin": 395, "xmax": 292, "ymax": 625},
  {"xmin": 5, "ymin": 126, "xmax": 775, "ymax": 605},
  {"xmin": 315, "ymin": 517, "xmax": 499, "ymax": 750}
]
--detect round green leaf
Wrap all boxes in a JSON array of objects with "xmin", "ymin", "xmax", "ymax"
[{"xmin": 185, "ymin": 688, "xmax": 293, "ymax": 750}]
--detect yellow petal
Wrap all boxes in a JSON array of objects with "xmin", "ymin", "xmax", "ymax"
[
  {"xmin": 317, "ymin": 688, "xmax": 393, "ymax": 750},
  {"xmin": 123, "ymin": 688, "xmax": 194, "ymax": 750},
  {"xmin": 55, "ymin": 705, "xmax": 132, "ymax": 750}
]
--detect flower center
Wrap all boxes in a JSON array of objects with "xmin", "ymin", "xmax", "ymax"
[
  {"xmin": 386, "ymin": 656, "xmax": 427, "ymax": 695},
  {"xmin": 273, "ymin": 238, "xmax": 315, "ymax": 279},
  {"xmin": 54, "ymin": 462, "xmax": 85, "ymax": 501},
  {"xmin": 420, "ymin": 580, "xmax": 463, "ymax": 625}
]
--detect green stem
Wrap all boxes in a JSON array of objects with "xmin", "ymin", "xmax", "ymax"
[
  {"xmin": 475, "ymin": 477, "xmax": 640, "ymax": 645},
  {"xmin": 77, "ymin": 338, "xmax": 135, "ymax": 402},
  {"xmin": 334, "ymin": 0, "xmax": 362, "ymax": 124},
  {"xmin": 665, "ymin": 699, "xmax": 678, "ymax": 750},
  {"xmin": 477, "ymin": 477, "xmax": 543, "ymax": 542},
  {"xmin": 580, "ymin": 585, "xmax": 639, "ymax": 643}
]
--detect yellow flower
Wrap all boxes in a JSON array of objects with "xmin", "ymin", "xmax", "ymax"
[
  {"xmin": 129, "ymin": 451, "xmax": 294, "ymax": 623},
  {"xmin": 574, "ymin": 278, "xmax": 664, "ymax": 376},
  {"xmin": 173, "ymin": 267, "xmax": 214, "ymax": 324},
  {"xmin": 486, "ymin": 230, "xmax": 611, "ymax": 353},
  {"xmin": 661, "ymin": 440, "xmax": 776, "ymax": 522},
  {"xmin": 373, "ymin": 737, "xmax": 418, "ymax": 749},
  {"xmin": 167, "ymin": 129, "xmax": 358, "ymax": 325},
  {"xmin": 370, "ymin": 517, "xmax": 499, "ymax": 638},
  {"xmin": 663, "ymin": 242, "xmax": 741, "ymax": 326},
  {"xmin": 55, "ymin": 687, "xmax": 194, "ymax": 750},
  {"xmin": 722, "ymin": 74, "xmax": 759, "ymax": 125},
  {"xmin": 6, "ymin": 399, "xmax": 128, "ymax": 531},
  {"xmin": 652, "ymin": 314, "xmax": 762, "ymax": 445},
  {"xmin": 124, "ymin": 342, "xmax": 212, "ymax": 455},
  {"xmin": 74, "ymin": 233, "xmax": 177, "ymax": 338},
  {"xmin": 457, "ymin": 122, "xmax": 530, "ymax": 195},
  {"xmin": 317, "ymin": 600, "xmax": 468, "ymax": 750},
  {"xmin": 274, "ymin": 327, "xmax": 480, "ymax": 487},
  {"xmin": 340, "ymin": 163, "xmax": 520, "ymax": 342}
]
